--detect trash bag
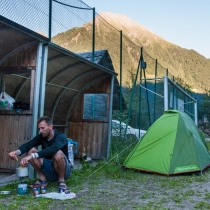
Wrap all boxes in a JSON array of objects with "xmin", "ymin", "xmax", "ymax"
[
  {"xmin": 13, "ymin": 101, "xmax": 30, "ymax": 110},
  {"xmin": 0, "ymin": 92, "xmax": 15, "ymax": 110}
]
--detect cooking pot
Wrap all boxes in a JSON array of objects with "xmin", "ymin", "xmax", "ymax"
[{"xmin": 16, "ymin": 167, "xmax": 28, "ymax": 177}]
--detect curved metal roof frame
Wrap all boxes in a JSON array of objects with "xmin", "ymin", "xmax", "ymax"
[
  {"xmin": 0, "ymin": 16, "xmax": 117, "ymax": 127},
  {"xmin": 65, "ymin": 75, "xmax": 111, "ymax": 126},
  {"xmin": 51, "ymin": 68, "xmax": 100, "ymax": 119},
  {"xmin": 0, "ymin": 41, "xmax": 38, "ymax": 65},
  {"xmin": 45, "ymin": 43, "xmax": 117, "ymax": 125},
  {"xmin": 45, "ymin": 62, "xmax": 84, "ymax": 89},
  {"xmin": 13, "ymin": 73, "xmax": 31, "ymax": 100}
]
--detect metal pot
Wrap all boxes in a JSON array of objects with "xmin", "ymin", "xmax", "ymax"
[{"xmin": 16, "ymin": 167, "xmax": 28, "ymax": 177}]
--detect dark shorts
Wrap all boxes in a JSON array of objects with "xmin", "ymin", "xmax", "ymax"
[{"xmin": 41, "ymin": 155, "xmax": 71, "ymax": 182}]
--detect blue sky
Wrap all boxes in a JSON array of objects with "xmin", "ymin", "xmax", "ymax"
[{"xmin": 83, "ymin": 0, "xmax": 210, "ymax": 59}]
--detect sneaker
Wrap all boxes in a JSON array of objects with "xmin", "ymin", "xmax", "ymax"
[{"xmin": 58, "ymin": 181, "xmax": 70, "ymax": 194}]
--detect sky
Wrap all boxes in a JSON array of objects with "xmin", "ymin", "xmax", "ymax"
[{"xmin": 82, "ymin": 0, "xmax": 210, "ymax": 59}]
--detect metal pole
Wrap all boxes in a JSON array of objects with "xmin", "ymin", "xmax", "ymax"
[
  {"xmin": 29, "ymin": 42, "xmax": 43, "ymax": 179},
  {"xmin": 166, "ymin": 68, "xmax": 168, "ymax": 76},
  {"xmin": 32, "ymin": 43, "xmax": 43, "ymax": 137},
  {"xmin": 49, "ymin": 0, "xmax": 52, "ymax": 41},
  {"xmin": 140, "ymin": 48, "xmax": 151, "ymax": 126},
  {"xmin": 194, "ymin": 100, "xmax": 198, "ymax": 125},
  {"xmin": 107, "ymin": 76, "xmax": 114, "ymax": 158},
  {"xmin": 143, "ymin": 67, "xmax": 151, "ymax": 126},
  {"xmin": 139, "ymin": 65, "xmax": 143, "ymax": 138},
  {"xmin": 167, "ymin": 77, "xmax": 196, "ymax": 102},
  {"xmin": 154, "ymin": 59, "xmax": 157, "ymax": 122},
  {"xmin": 172, "ymin": 76, "xmax": 175, "ymax": 109},
  {"xmin": 119, "ymin": 30, "xmax": 122, "ymax": 135},
  {"xmin": 183, "ymin": 87, "xmax": 186, "ymax": 111},
  {"xmin": 125, "ymin": 48, "xmax": 141, "ymax": 138},
  {"xmin": 175, "ymin": 87, "xmax": 178, "ymax": 109},
  {"xmin": 39, "ymin": 44, "xmax": 48, "ymax": 117},
  {"xmin": 92, "ymin": 7, "xmax": 95, "ymax": 62},
  {"xmin": 164, "ymin": 76, "xmax": 169, "ymax": 111}
]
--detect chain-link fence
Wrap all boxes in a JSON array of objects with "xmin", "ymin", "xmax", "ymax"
[{"xmin": 0, "ymin": 0, "xmax": 197, "ymax": 131}]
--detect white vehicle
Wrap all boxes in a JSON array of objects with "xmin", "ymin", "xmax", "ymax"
[{"xmin": 111, "ymin": 120, "xmax": 146, "ymax": 139}]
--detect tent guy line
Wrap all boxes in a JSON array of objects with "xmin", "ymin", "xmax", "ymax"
[{"xmin": 86, "ymin": 138, "xmax": 139, "ymax": 180}]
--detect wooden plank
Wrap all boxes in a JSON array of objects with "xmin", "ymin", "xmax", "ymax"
[
  {"xmin": 0, "ymin": 169, "xmax": 15, "ymax": 173},
  {"xmin": 0, "ymin": 114, "xmax": 32, "ymax": 170},
  {"xmin": 68, "ymin": 121, "xmax": 109, "ymax": 160},
  {"xmin": 1, "ymin": 116, "xmax": 10, "ymax": 169}
]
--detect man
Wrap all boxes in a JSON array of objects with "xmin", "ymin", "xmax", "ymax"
[{"xmin": 8, "ymin": 116, "xmax": 71, "ymax": 193}]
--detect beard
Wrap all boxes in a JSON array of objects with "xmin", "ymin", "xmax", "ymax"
[{"xmin": 41, "ymin": 130, "xmax": 51, "ymax": 138}]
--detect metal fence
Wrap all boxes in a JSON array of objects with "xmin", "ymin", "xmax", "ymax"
[{"xmin": 0, "ymin": 0, "xmax": 197, "ymax": 130}]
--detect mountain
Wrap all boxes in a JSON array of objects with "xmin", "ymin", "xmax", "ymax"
[{"xmin": 52, "ymin": 12, "xmax": 210, "ymax": 93}]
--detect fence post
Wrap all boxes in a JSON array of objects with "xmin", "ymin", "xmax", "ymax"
[
  {"xmin": 92, "ymin": 7, "xmax": 95, "ymax": 62},
  {"xmin": 120, "ymin": 31, "xmax": 122, "ymax": 115},
  {"xmin": 166, "ymin": 68, "xmax": 168, "ymax": 76},
  {"xmin": 120, "ymin": 30, "xmax": 123, "ymax": 134},
  {"xmin": 153, "ymin": 59, "xmax": 157, "ymax": 122},
  {"xmin": 139, "ymin": 61, "xmax": 143, "ymax": 136},
  {"xmin": 141, "ymin": 48, "xmax": 151, "ymax": 126},
  {"xmin": 124, "ymin": 48, "xmax": 141, "ymax": 138},
  {"xmin": 164, "ymin": 76, "xmax": 169, "ymax": 111},
  {"xmin": 172, "ymin": 76, "xmax": 175, "ymax": 109},
  {"xmin": 194, "ymin": 101, "xmax": 198, "ymax": 125},
  {"xmin": 49, "ymin": 0, "xmax": 52, "ymax": 41}
]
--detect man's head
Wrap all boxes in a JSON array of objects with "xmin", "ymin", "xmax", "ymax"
[{"xmin": 37, "ymin": 116, "xmax": 53, "ymax": 139}]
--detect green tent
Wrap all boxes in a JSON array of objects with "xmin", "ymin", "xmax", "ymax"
[{"xmin": 124, "ymin": 110, "xmax": 210, "ymax": 175}]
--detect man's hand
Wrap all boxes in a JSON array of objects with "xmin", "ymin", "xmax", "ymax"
[
  {"xmin": 20, "ymin": 155, "xmax": 33, "ymax": 167},
  {"xmin": 8, "ymin": 151, "xmax": 19, "ymax": 161}
]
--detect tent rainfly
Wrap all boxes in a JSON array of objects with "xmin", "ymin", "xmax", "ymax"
[{"xmin": 124, "ymin": 110, "xmax": 210, "ymax": 175}]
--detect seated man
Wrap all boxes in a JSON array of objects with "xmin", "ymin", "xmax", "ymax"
[{"xmin": 8, "ymin": 116, "xmax": 71, "ymax": 193}]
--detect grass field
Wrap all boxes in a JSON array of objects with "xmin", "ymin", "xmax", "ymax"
[{"xmin": 1, "ymin": 137, "xmax": 210, "ymax": 209}]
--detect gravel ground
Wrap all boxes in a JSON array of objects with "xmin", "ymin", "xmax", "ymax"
[
  {"xmin": 1, "ymin": 166, "xmax": 210, "ymax": 209},
  {"xmin": 74, "ymin": 173, "xmax": 210, "ymax": 210}
]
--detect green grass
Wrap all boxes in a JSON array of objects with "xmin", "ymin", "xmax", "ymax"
[
  {"xmin": 206, "ymin": 141, "xmax": 210, "ymax": 150},
  {"xmin": 1, "ymin": 138, "xmax": 210, "ymax": 209}
]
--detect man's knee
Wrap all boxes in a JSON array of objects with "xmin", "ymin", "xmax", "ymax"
[
  {"xmin": 53, "ymin": 150, "xmax": 65, "ymax": 161},
  {"xmin": 26, "ymin": 147, "xmax": 38, "ymax": 155}
]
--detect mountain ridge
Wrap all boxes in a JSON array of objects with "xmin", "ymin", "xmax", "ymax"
[{"xmin": 52, "ymin": 12, "xmax": 210, "ymax": 93}]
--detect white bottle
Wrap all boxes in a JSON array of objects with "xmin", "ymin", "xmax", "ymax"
[{"xmin": 68, "ymin": 143, "xmax": 74, "ymax": 166}]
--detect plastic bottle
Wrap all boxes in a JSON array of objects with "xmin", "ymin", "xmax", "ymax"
[
  {"xmin": 0, "ymin": 92, "xmax": 8, "ymax": 109},
  {"xmin": 68, "ymin": 143, "xmax": 74, "ymax": 166},
  {"xmin": 67, "ymin": 139, "xmax": 78, "ymax": 154},
  {"xmin": 81, "ymin": 147, "xmax": 87, "ymax": 161}
]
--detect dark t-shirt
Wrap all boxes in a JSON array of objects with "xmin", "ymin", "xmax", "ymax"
[{"xmin": 18, "ymin": 130, "xmax": 68, "ymax": 159}]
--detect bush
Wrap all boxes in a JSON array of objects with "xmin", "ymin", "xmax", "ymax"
[{"xmin": 198, "ymin": 120, "xmax": 210, "ymax": 138}]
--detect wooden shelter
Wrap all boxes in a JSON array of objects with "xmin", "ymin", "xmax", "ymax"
[{"xmin": 0, "ymin": 16, "xmax": 117, "ymax": 173}]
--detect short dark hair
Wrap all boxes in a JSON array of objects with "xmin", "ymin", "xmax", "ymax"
[{"xmin": 37, "ymin": 116, "xmax": 53, "ymax": 125}]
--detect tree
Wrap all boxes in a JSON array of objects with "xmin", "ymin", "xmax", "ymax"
[{"xmin": 198, "ymin": 94, "xmax": 210, "ymax": 138}]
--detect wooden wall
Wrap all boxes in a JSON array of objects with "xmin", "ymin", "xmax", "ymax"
[
  {"xmin": 69, "ymin": 121, "xmax": 108, "ymax": 159},
  {"xmin": 68, "ymin": 77, "xmax": 111, "ymax": 159},
  {"xmin": 0, "ymin": 112, "xmax": 32, "ymax": 172}
]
